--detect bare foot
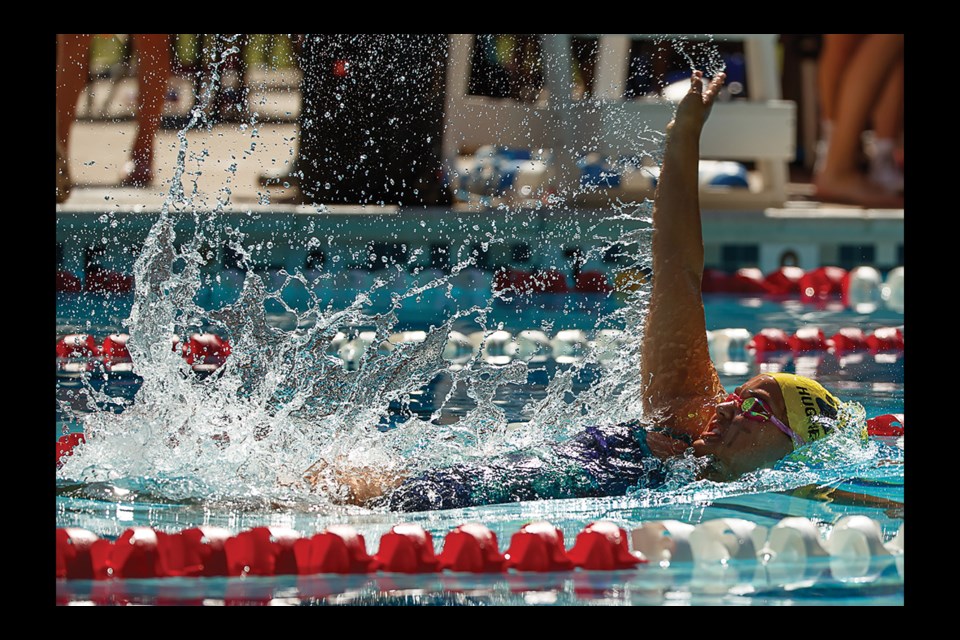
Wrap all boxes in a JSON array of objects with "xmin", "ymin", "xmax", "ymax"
[{"xmin": 815, "ymin": 172, "xmax": 904, "ymax": 209}]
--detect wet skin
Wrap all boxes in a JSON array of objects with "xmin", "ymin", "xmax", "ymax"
[{"xmin": 692, "ymin": 374, "xmax": 794, "ymax": 481}]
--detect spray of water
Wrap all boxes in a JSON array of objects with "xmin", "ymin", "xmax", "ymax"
[{"xmin": 57, "ymin": 35, "xmax": 885, "ymax": 513}]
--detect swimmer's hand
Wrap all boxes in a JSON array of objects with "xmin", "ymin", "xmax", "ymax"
[
  {"xmin": 303, "ymin": 458, "xmax": 407, "ymax": 506},
  {"xmin": 646, "ymin": 430, "xmax": 693, "ymax": 459},
  {"xmin": 668, "ymin": 70, "xmax": 726, "ymax": 134}
]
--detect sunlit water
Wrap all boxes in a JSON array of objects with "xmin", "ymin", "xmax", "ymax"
[{"xmin": 56, "ymin": 35, "xmax": 903, "ymax": 605}]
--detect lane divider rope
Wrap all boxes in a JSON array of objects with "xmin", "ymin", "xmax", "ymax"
[
  {"xmin": 55, "ymin": 325, "xmax": 904, "ymax": 375},
  {"xmin": 55, "ymin": 265, "xmax": 905, "ymax": 312},
  {"xmin": 55, "ymin": 515, "xmax": 904, "ymax": 581}
]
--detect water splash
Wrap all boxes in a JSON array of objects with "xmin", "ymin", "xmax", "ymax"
[{"xmin": 57, "ymin": 35, "xmax": 895, "ymax": 516}]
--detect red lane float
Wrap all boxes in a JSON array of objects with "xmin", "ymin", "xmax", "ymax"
[
  {"xmin": 56, "ymin": 270, "xmax": 83, "ymax": 293},
  {"xmin": 56, "ymin": 334, "xmax": 99, "ymax": 360},
  {"xmin": 438, "ymin": 523, "xmax": 506, "ymax": 573},
  {"xmin": 224, "ymin": 526, "xmax": 300, "ymax": 576},
  {"xmin": 55, "ymin": 488, "xmax": 906, "ymax": 581},
  {"xmin": 700, "ymin": 263, "xmax": 907, "ymax": 313},
  {"xmin": 374, "ymin": 524, "xmax": 441, "ymax": 574},
  {"xmin": 504, "ymin": 521, "xmax": 574, "ymax": 572},
  {"xmin": 728, "ymin": 268, "xmax": 768, "ymax": 294},
  {"xmin": 830, "ymin": 327, "xmax": 869, "ymax": 353},
  {"xmin": 867, "ymin": 414, "xmax": 904, "ymax": 437},
  {"xmin": 293, "ymin": 524, "xmax": 378, "ymax": 575},
  {"xmin": 156, "ymin": 527, "xmax": 231, "ymax": 577},
  {"xmin": 494, "ymin": 268, "xmax": 570, "ymax": 295},
  {"xmin": 182, "ymin": 333, "xmax": 232, "ymax": 369},
  {"xmin": 84, "ymin": 266, "xmax": 134, "ymax": 295},
  {"xmin": 799, "ymin": 266, "xmax": 847, "ymax": 302},
  {"xmin": 701, "ymin": 269, "xmax": 730, "ymax": 293},
  {"xmin": 90, "ymin": 527, "xmax": 162, "ymax": 579},
  {"xmin": 56, "ymin": 433, "xmax": 86, "ymax": 469},
  {"xmin": 746, "ymin": 326, "xmax": 904, "ymax": 356},
  {"xmin": 56, "ymin": 332, "xmax": 234, "ymax": 374},
  {"xmin": 56, "ymin": 527, "xmax": 99, "ymax": 579},
  {"xmin": 867, "ymin": 327, "xmax": 904, "ymax": 353},
  {"xmin": 789, "ymin": 326, "xmax": 829, "ymax": 353},
  {"xmin": 102, "ymin": 333, "xmax": 132, "ymax": 372},
  {"xmin": 493, "ymin": 268, "xmax": 529, "ymax": 294},
  {"xmin": 749, "ymin": 328, "xmax": 791, "ymax": 353},
  {"xmin": 763, "ymin": 266, "xmax": 805, "ymax": 296},
  {"xmin": 567, "ymin": 521, "xmax": 645, "ymax": 570},
  {"xmin": 535, "ymin": 269, "xmax": 569, "ymax": 293},
  {"xmin": 574, "ymin": 271, "xmax": 612, "ymax": 293}
]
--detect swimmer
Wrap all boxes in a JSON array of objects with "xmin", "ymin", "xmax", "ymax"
[{"xmin": 306, "ymin": 71, "xmax": 852, "ymax": 510}]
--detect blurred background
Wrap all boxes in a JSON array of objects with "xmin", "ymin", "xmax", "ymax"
[
  {"xmin": 57, "ymin": 34, "xmax": 902, "ymax": 207},
  {"xmin": 56, "ymin": 34, "xmax": 904, "ymax": 334}
]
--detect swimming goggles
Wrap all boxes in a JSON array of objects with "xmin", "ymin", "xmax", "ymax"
[{"xmin": 725, "ymin": 393, "xmax": 804, "ymax": 447}]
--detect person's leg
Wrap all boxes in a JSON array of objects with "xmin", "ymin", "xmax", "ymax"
[
  {"xmin": 817, "ymin": 35, "xmax": 864, "ymax": 124},
  {"xmin": 867, "ymin": 57, "xmax": 904, "ymax": 192},
  {"xmin": 815, "ymin": 34, "xmax": 904, "ymax": 207},
  {"xmin": 56, "ymin": 34, "xmax": 92, "ymax": 202},
  {"xmin": 123, "ymin": 34, "xmax": 171, "ymax": 185},
  {"xmin": 56, "ymin": 34, "xmax": 92, "ymax": 153},
  {"xmin": 872, "ymin": 57, "xmax": 904, "ymax": 141},
  {"xmin": 814, "ymin": 34, "xmax": 863, "ymax": 174}
]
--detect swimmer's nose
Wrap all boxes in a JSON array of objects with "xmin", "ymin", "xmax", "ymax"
[{"xmin": 715, "ymin": 400, "xmax": 737, "ymax": 422}]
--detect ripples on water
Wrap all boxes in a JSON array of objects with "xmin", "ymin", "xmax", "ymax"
[{"xmin": 56, "ymin": 35, "xmax": 901, "ymax": 524}]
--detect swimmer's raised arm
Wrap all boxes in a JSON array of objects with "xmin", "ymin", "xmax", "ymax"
[{"xmin": 640, "ymin": 71, "xmax": 726, "ymax": 440}]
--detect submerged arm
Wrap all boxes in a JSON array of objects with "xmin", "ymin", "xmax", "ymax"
[
  {"xmin": 303, "ymin": 458, "xmax": 406, "ymax": 506},
  {"xmin": 640, "ymin": 71, "xmax": 726, "ymax": 440}
]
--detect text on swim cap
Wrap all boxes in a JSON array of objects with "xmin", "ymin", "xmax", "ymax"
[{"xmin": 797, "ymin": 385, "xmax": 816, "ymax": 416}]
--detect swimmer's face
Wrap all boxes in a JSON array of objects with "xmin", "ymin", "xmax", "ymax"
[{"xmin": 693, "ymin": 374, "xmax": 794, "ymax": 480}]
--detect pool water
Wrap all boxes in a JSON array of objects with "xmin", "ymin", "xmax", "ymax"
[
  {"xmin": 55, "ymin": 34, "xmax": 902, "ymax": 604},
  {"xmin": 56, "ymin": 291, "xmax": 904, "ymax": 606}
]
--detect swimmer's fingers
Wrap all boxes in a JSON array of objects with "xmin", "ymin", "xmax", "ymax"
[
  {"xmin": 686, "ymin": 70, "xmax": 725, "ymax": 99},
  {"xmin": 688, "ymin": 70, "xmax": 704, "ymax": 95},
  {"xmin": 702, "ymin": 72, "xmax": 725, "ymax": 105},
  {"xmin": 341, "ymin": 469, "xmax": 407, "ymax": 505},
  {"xmin": 646, "ymin": 431, "xmax": 691, "ymax": 459},
  {"xmin": 674, "ymin": 70, "xmax": 725, "ymax": 130},
  {"xmin": 304, "ymin": 459, "xmax": 328, "ymax": 474},
  {"xmin": 302, "ymin": 459, "xmax": 329, "ymax": 487},
  {"xmin": 700, "ymin": 71, "xmax": 725, "ymax": 124}
]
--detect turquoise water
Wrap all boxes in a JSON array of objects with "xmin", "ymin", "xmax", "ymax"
[
  {"xmin": 55, "ymin": 34, "xmax": 902, "ymax": 604},
  {"xmin": 56, "ymin": 294, "xmax": 904, "ymax": 606}
]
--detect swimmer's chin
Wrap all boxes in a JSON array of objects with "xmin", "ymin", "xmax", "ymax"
[
  {"xmin": 690, "ymin": 442, "xmax": 736, "ymax": 482},
  {"xmin": 691, "ymin": 437, "xmax": 716, "ymax": 458}
]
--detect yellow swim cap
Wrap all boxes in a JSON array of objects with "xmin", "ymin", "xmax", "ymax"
[{"xmin": 768, "ymin": 373, "xmax": 841, "ymax": 446}]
